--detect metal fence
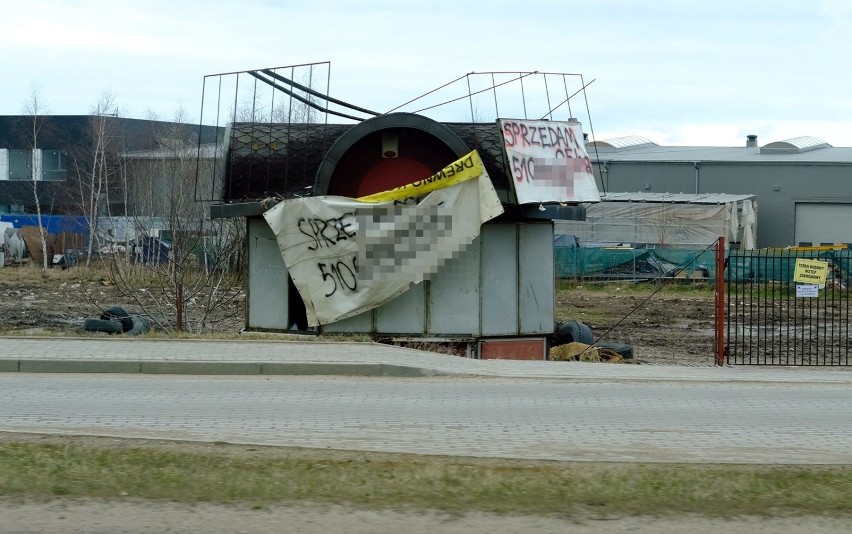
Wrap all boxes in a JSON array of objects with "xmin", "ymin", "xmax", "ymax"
[{"xmin": 724, "ymin": 246, "xmax": 852, "ymax": 365}]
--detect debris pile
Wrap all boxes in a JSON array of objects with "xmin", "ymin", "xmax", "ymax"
[{"xmin": 82, "ymin": 306, "xmax": 151, "ymax": 336}]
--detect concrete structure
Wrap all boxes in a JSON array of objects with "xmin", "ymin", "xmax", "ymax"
[{"xmin": 586, "ymin": 135, "xmax": 852, "ymax": 247}]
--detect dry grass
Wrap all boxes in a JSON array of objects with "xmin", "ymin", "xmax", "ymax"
[
  {"xmin": 549, "ymin": 342, "xmax": 625, "ymax": 363},
  {"xmin": 0, "ymin": 435, "xmax": 850, "ymax": 518}
]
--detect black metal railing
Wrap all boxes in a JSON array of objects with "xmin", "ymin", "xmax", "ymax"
[{"xmin": 725, "ymin": 247, "xmax": 852, "ymax": 365}]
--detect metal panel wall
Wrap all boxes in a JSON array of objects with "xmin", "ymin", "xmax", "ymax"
[
  {"xmin": 480, "ymin": 224, "xmax": 519, "ymax": 335},
  {"xmin": 518, "ymin": 223, "xmax": 554, "ymax": 333},
  {"xmin": 795, "ymin": 203, "xmax": 852, "ymax": 244},
  {"xmin": 247, "ymin": 217, "xmax": 289, "ymax": 330},
  {"xmin": 247, "ymin": 219, "xmax": 557, "ymax": 338},
  {"xmin": 429, "ymin": 235, "xmax": 482, "ymax": 335},
  {"xmin": 374, "ymin": 283, "xmax": 426, "ymax": 333},
  {"xmin": 324, "ymin": 292, "xmax": 429, "ymax": 334},
  {"xmin": 600, "ymin": 160, "xmax": 852, "ymax": 248},
  {"xmin": 320, "ymin": 310, "xmax": 373, "ymax": 333}
]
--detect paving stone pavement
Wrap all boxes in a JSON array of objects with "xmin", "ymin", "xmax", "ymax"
[
  {"xmin": 3, "ymin": 337, "xmax": 852, "ymax": 464},
  {"xmin": 2, "ymin": 371, "xmax": 851, "ymax": 464},
  {"xmin": 3, "ymin": 336, "xmax": 852, "ymax": 383}
]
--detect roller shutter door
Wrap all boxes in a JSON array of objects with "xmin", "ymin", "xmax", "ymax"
[{"xmin": 795, "ymin": 203, "xmax": 852, "ymax": 245}]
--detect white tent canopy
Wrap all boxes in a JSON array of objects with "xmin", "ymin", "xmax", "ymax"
[{"xmin": 556, "ymin": 192, "xmax": 757, "ymax": 249}]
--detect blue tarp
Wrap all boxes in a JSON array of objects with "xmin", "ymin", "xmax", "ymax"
[{"xmin": 0, "ymin": 214, "xmax": 89, "ymax": 240}]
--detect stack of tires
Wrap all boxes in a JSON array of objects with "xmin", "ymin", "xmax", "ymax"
[{"xmin": 83, "ymin": 306, "xmax": 151, "ymax": 336}]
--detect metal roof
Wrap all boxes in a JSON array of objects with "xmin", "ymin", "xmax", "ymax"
[
  {"xmin": 221, "ymin": 121, "xmax": 514, "ymax": 202},
  {"xmin": 586, "ymin": 135, "xmax": 657, "ymax": 150},
  {"xmin": 600, "ymin": 192, "xmax": 755, "ymax": 204},
  {"xmin": 760, "ymin": 136, "xmax": 830, "ymax": 154},
  {"xmin": 584, "ymin": 140, "xmax": 852, "ymax": 164}
]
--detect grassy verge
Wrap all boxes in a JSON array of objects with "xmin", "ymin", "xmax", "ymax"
[
  {"xmin": 1, "ymin": 437, "xmax": 850, "ymax": 518},
  {"xmin": 557, "ymin": 279, "xmax": 715, "ymax": 295},
  {"xmin": 555, "ymin": 305, "xmax": 612, "ymax": 325}
]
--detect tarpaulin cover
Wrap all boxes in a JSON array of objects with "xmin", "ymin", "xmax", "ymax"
[
  {"xmin": 554, "ymin": 245, "xmax": 717, "ymax": 280},
  {"xmin": 555, "ymin": 198, "xmax": 757, "ymax": 249},
  {"xmin": 264, "ymin": 153, "xmax": 503, "ymax": 326}
]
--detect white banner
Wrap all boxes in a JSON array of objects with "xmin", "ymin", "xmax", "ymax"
[
  {"xmin": 263, "ymin": 171, "xmax": 504, "ymax": 326},
  {"xmin": 499, "ymin": 118, "xmax": 601, "ymax": 205}
]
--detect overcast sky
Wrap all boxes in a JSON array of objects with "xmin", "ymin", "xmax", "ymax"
[{"xmin": 3, "ymin": 0, "xmax": 851, "ymax": 147}]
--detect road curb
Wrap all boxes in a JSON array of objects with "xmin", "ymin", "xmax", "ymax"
[{"xmin": 0, "ymin": 359, "xmax": 445, "ymax": 377}]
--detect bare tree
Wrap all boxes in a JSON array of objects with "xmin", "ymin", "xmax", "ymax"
[
  {"xmin": 103, "ymin": 108, "xmax": 244, "ymax": 333},
  {"xmin": 21, "ymin": 84, "xmax": 50, "ymax": 271},
  {"xmin": 69, "ymin": 90, "xmax": 124, "ymax": 265}
]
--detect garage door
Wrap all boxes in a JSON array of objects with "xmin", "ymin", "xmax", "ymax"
[{"xmin": 795, "ymin": 203, "xmax": 852, "ymax": 245}]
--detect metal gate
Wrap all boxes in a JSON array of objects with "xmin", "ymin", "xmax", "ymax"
[{"xmin": 723, "ymin": 244, "xmax": 852, "ymax": 365}]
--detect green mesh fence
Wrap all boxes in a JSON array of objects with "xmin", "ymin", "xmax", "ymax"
[
  {"xmin": 726, "ymin": 248, "xmax": 852, "ymax": 283},
  {"xmin": 555, "ymin": 244, "xmax": 852, "ymax": 283},
  {"xmin": 554, "ymin": 246, "xmax": 717, "ymax": 280}
]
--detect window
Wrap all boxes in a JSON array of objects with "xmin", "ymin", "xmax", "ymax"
[
  {"xmin": 5, "ymin": 149, "xmax": 67, "ymax": 181},
  {"xmin": 41, "ymin": 150, "xmax": 68, "ymax": 181}
]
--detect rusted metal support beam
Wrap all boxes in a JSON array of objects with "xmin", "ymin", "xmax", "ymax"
[{"xmin": 714, "ymin": 236, "xmax": 726, "ymax": 366}]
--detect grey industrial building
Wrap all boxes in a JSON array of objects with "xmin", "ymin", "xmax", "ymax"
[
  {"xmin": 0, "ymin": 115, "xmax": 222, "ymax": 217},
  {"xmin": 585, "ymin": 135, "xmax": 852, "ymax": 248}
]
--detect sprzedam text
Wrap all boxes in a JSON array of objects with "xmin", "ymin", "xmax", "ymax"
[
  {"xmin": 501, "ymin": 120, "xmax": 593, "ymax": 184},
  {"xmin": 297, "ymin": 213, "xmax": 356, "ymax": 251}
]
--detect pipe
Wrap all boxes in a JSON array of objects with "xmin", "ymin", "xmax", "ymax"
[
  {"xmin": 260, "ymin": 69, "xmax": 380, "ymax": 117},
  {"xmin": 693, "ymin": 161, "xmax": 700, "ymax": 194},
  {"xmin": 247, "ymin": 71, "xmax": 365, "ymax": 122}
]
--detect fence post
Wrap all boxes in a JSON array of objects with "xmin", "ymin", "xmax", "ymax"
[{"xmin": 714, "ymin": 236, "xmax": 726, "ymax": 366}]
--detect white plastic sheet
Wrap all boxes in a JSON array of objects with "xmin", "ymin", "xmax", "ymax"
[
  {"xmin": 263, "ymin": 173, "xmax": 504, "ymax": 326},
  {"xmin": 556, "ymin": 197, "xmax": 757, "ymax": 249}
]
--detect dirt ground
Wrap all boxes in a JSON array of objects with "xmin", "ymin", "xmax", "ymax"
[
  {"xmin": 0, "ymin": 265, "xmax": 246, "ymax": 336},
  {"xmin": 3, "ymin": 499, "xmax": 850, "ymax": 534},
  {"xmin": 0, "ymin": 265, "xmax": 716, "ymax": 365},
  {"xmin": 557, "ymin": 284, "xmax": 717, "ymax": 365}
]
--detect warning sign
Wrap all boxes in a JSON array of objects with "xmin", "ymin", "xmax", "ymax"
[
  {"xmin": 793, "ymin": 259, "xmax": 829, "ymax": 285},
  {"xmin": 796, "ymin": 284, "xmax": 819, "ymax": 298}
]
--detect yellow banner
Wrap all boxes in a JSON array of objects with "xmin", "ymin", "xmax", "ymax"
[
  {"xmin": 793, "ymin": 258, "xmax": 829, "ymax": 285},
  {"xmin": 356, "ymin": 150, "xmax": 484, "ymax": 203}
]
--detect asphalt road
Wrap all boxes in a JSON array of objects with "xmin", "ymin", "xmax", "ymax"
[{"xmin": 2, "ymin": 374, "xmax": 850, "ymax": 464}]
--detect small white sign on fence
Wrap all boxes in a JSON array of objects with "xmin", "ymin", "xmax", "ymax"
[{"xmin": 796, "ymin": 284, "xmax": 819, "ymax": 298}]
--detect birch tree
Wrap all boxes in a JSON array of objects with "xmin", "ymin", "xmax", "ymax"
[
  {"xmin": 70, "ymin": 91, "xmax": 123, "ymax": 265},
  {"xmin": 21, "ymin": 84, "xmax": 50, "ymax": 270}
]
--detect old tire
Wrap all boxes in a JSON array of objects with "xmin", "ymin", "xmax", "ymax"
[
  {"xmin": 100, "ymin": 306, "xmax": 133, "ymax": 332},
  {"xmin": 551, "ymin": 320, "xmax": 594, "ymax": 347},
  {"xmin": 125, "ymin": 316, "xmax": 151, "ymax": 336},
  {"xmin": 83, "ymin": 318, "xmax": 123, "ymax": 335},
  {"xmin": 574, "ymin": 321, "xmax": 594, "ymax": 344}
]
